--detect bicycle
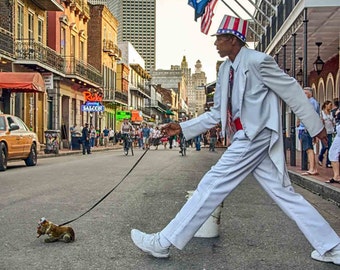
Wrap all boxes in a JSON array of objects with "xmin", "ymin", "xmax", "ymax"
[
  {"xmin": 123, "ymin": 134, "xmax": 134, "ymax": 156},
  {"xmin": 179, "ymin": 135, "xmax": 186, "ymax": 156}
]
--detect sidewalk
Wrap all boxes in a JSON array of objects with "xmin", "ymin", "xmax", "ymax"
[
  {"xmin": 38, "ymin": 145, "xmax": 340, "ymax": 206},
  {"xmin": 286, "ymin": 150, "xmax": 340, "ymax": 206}
]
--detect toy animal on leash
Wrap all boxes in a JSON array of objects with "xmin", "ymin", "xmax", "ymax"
[{"xmin": 37, "ymin": 217, "xmax": 75, "ymax": 243}]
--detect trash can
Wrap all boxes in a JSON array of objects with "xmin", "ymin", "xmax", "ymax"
[
  {"xmin": 44, "ymin": 130, "xmax": 61, "ymax": 154},
  {"xmin": 186, "ymin": 190, "xmax": 223, "ymax": 238},
  {"xmin": 71, "ymin": 135, "xmax": 82, "ymax": 150}
]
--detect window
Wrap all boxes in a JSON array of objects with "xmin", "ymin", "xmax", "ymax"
[
  {"xmin": 17, "ymin": 4, "xmax": 24, "ymax": 39},
  {"xmin": 79, "ymin": 40, "xmax": 84, "ymax": 60},
  {"xmin": 28, "ymin": 12, "xmax": 34, "ymax": 41},
  {"xmin": 60, "ymin": 27, "xmax": 66, "ymax": 55},
  {"xmin": 71, "ymin": 34, "xmax": 75, "ymax": 57},
  {"xmin": 38, "ymin": 19, "xmax": 43, "ymax": 43}
]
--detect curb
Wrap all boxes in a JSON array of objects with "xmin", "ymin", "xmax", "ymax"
[
  {"xmin": 289, "ymin": 171, "xmax": 340, "ymax": 206},
  {"xmin": 38, "ymin": 146, "xmax": 120, "ymax": 159}
]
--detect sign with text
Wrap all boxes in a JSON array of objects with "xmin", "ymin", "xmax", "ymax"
[
  {"xmin": 116, "ymin": 111, "xmax": 131, "ymax": 120},
  {"xmin": 81, "ymin": 102, "xmax": 105, "ymax": 112},
  {"xmin": 83, "ymin": 91, "xmax": 103, "ymax": 102}
]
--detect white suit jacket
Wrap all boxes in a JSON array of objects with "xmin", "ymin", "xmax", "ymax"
[{"xmin": 180, "ymin": 47, "xmax": 323, "ymax": 186}]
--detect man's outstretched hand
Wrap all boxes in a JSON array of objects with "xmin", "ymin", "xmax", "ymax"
[{"xmin": 161, "ymin": 123, "xmax": 182, "ymax": 137}]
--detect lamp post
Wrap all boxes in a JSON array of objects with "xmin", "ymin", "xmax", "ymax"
[
  {"xmin": 296, "ymin": 57, "xmax": 303, "ymax": 85},
  {"xmin": 313, "ymin": 42, "xmax": 324, "ymax": 75}
]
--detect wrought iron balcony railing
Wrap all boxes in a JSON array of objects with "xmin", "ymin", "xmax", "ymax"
[
  {"xmin": 63, "ymin": 56, "xmax": 102, "ymax": 86},
  {"xmin": 115, "ymin": 91, "xmax": 128, "ymax": 105},
  {"xmin": 103, "ymin": 88, "xmax": 115, "ymax": 101},
  {"xmin": 145, "ymin": 100, "xmax": 167, "ymax": 111},
  {"xmin": 137, "ymin": 106, "xmax": 151, "ymax": 117},
  {"xmin": 103, "ymin": 39, "xmax": 122, "ymax": 59},
  {"xmin": 15, "ymin": 39, "xmax": 64, "ymax": 73},
  {"xmin": 0, "ymin": 28, "xmax": 14, "ymax": 57}
]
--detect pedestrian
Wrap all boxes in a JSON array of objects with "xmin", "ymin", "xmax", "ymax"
[
  {"xmin": 318, "ymin": 100, "xmax": 335, "ymax": 168},
  {"xmin": 327, "ymin": 109, "xmax": 340, "ymax": 184},
  {"xmin": 81, "ymin": 123, "xmax": 91, "ymax": 155},
  {"xmin": 90, "ymin": 125, "xmax": 96, "ymax": 148},
  {"xmin": 102, "ymin": 127, "xmax": 110, "ymax": 147},
  {"xmin": 130, "ymin": 15, "xmax": 340, "ymax": 265},
  {"xmin": 299, "ymin": 87, "xmax": 320, "ymax": 176},
  {"xmin": 208, "ymin": 125, "xmax": 218, "ymax": 152}
]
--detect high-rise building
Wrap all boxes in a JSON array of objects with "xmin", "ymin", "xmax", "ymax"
[{"xmin": 108, "ymin": 0, "xmax": 156, "ymax": 73}]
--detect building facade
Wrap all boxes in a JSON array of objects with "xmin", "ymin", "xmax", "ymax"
[{"xmin": 109, "ymin": 0, "xmax": 156, "ymax": 73}]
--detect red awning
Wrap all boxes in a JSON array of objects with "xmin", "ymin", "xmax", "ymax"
[{"xmin": 0, "ymin": 72, "xmax": 45, "ymax": 93}]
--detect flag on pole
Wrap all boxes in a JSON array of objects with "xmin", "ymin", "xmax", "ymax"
[
  {"xmin": 188, "ymin": 0, "xmax": 210, "ymax": 21},
  {"xmin": 200, "ymin": 0, "xmax": 218, "ymax": 34}
]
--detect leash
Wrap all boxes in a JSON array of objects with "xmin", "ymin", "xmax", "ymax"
[{"xmin": 58, "ymin": 148, "xmax": 149, "ymax": 226}]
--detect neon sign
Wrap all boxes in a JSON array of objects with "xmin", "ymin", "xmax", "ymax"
[{"xmin": 83, "ymin": 91, "xmax": 103, "ymax": 102}]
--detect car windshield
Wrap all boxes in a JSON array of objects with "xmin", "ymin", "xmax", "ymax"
[{"xmin": 0, "ymin": 116, "xmax": 5, "ymax": 131}]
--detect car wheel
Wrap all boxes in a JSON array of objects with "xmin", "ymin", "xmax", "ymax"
[
  {"xmin": 25, "ymin": 144, "xmax": 37, "ymax": 166},
  {"xmin": 0, "ymin": 142, "xmax": 8, "ymax": 171}
]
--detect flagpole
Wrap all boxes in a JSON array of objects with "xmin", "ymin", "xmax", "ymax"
[
  {"xmin": 246, "ymin": 0, "xmax": 271, "ymax": 22},
  {"xmin": 232, "ymin": 0, "xmax": 266, "ymax": 31}
]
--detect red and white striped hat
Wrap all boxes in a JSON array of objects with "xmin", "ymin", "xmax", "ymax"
[{"xmin": 212, "ymin": 15, "xmax": 248, "ymax": 43}]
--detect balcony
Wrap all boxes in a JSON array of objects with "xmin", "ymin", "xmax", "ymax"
[
  {"xmin": 15, "ymin": 39, "xmax": 64, "ymax": 74},
  {"xmin": 114, "ymin": 91, "xmax": 128, "ymax": 105},
  {"xmin": 103, "ymin": 39, "xmax": 121, "ymax": 60},
  {"xmin": 0, "ymin": 28, "xmax": 14, "ymax": 57},
  {"xmin": 31, "ymin": 0, "xmax": 64, "ymax": 11},
  {"xmin": 145, "ymin": 100, "xmax": 167, "ymax": 112},
  {"xmin": 137, "ymin": 106, "xmax": 151, "ymax": 117},
  {"xmin": 63, "ymin": 56, "xmax": 102, "ymax": 86},
  {"xmin": 102, "ymin": 88, "xmax": 114, "ymax": 102},
  {"xmin": 130, "ymin": 83, "xmax": 151, "ymax": 98}
]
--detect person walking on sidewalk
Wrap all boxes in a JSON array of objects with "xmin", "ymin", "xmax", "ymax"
[
  {"xmin": 130, "ymin": 15, "xmax": 340, "ymax": 265},
  {"xmin": 318, "ymin": 100, "xmax": 335, "ymax": 168},
  {"xmin": 327, "ymin": 109, "xmax": 340, "ymax": 184}
]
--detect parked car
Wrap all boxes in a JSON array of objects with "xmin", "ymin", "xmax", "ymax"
[{"xmin": 0, "ymin": 114, "xmax": 40, "ymax": 171}]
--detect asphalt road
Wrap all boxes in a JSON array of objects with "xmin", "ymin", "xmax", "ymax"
[{"xmin": 1, "ymin": 147, "xmax": 339, "ymax": 270}]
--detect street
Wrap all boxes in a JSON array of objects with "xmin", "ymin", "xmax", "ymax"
[{"xmin": 1, "ymin": 147, "xmax": 339, "ymax": 270}]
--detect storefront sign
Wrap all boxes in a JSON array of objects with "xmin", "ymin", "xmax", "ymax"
[
  {"xmin": 83, "ymin": 91, "xmax": 103, "ymax": 102},
  {"xmin": 81, "ymin": 102, "xmax": 105, "ymax": 112},
  {"xmin": 42, "ymin": 73, "xmax": 53, "ymax": 90},
  {"xmin": 116, "ymin": 110, "xmax": 131, "ymax": 120}
]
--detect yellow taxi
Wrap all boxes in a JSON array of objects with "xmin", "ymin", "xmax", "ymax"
[{"xmin": 0, "ymin": 114, "xmax": 40, "ymax": 171}]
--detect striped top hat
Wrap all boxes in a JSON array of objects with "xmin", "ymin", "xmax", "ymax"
[{"xmin": 212, "ymin": 15, "xmax": 248, "ymax": 43}]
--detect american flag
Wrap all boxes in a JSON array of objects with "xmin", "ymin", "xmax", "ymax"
[
  {"xmin": 201, "ymin": 0, "xmax": 218, "ymax": 35},
  {"xmin": 188, "ymin": 0, "xmax": 210, "ymax": 21}
]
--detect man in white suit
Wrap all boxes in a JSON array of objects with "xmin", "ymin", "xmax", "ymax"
[{"xmin": 131, "ymin": 15, "xmax": 340, "ymax": 265}]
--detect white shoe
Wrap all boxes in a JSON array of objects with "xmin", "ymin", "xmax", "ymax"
[
  {"xmin": 311, "ymin": 249, "xmax": 340, "ymax": 265},
  {"xmin": 131, "ymin": 229, "xmax": 170, "ymax": 258}
]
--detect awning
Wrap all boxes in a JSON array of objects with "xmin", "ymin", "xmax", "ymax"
[
  {"xmin": 0, "ymin": 72, "xmax": 45, "ymax": 93},
  {"xmin": 165, "ymin": 109, "xmax": 174, "ymax": 115}
]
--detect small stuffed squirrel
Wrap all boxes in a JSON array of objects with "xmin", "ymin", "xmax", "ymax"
[{"xmin": 37, "ymin": 217, "xmax": 75, "ymax": 243}]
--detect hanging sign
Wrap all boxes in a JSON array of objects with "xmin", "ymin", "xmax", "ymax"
[{"xmin": 81, "ymin": 102, "xmax": 105, "ymax": 112}]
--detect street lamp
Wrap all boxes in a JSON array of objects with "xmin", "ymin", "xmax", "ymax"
[
  {"xmin": 296, "ymin": 57, "xmax": 303, "ymax": 84},
  {"xmin": 313, "ymin": 42, "xmax": 324, "ymax": 75}
]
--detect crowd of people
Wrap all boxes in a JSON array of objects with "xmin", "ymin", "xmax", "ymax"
[{"xmin": 299, "ymin": 88, "xmax": 340, "ymax": 184}]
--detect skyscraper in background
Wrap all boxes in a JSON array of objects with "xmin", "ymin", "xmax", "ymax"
[{"xmin": 108, "ymin": 0, "xmax": 156, "ymax": 72}]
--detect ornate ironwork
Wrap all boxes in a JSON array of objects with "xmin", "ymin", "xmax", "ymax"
[
  {"xmin": 15, "ymin": 39, "xmax": 64, "ymax": 73},
  {"xmin": 63, "ymin": 56, "xmax": 102, "ymax": 86},
  {"xmin": 114, "ymin": 91, "xmax": 128, "ymax": 105},
  {"xmin": 0, "ymin": 28, "xmax": 14, "ymax": 57}
]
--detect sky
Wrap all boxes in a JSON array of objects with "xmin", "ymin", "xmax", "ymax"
[{"xmin": 156, "ymin": 0, "xmax": 254, "ymax": 83}]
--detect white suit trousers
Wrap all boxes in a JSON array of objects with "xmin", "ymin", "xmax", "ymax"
[{"xmin": 161, "ymin": 129, "xmax": 340, "ymax": 255}]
